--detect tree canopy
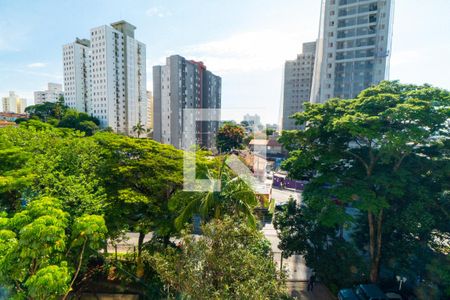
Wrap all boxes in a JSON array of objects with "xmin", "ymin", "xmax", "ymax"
[
  {"xmin": 0, "ymin": 196, "xmax": 107, "ymax": 299},
  {"xmin": 216, "ymin": 123, "xmax": 245, "ymax": 153},
  {"xmin": 24, "ymin": 98, "xmax": 100, "ymax": 136},
  {"xmin": 152, "ymin": 217, "xmax": 288, "ymax": 300},
  {"xmin": 277, "ymin": 81, "xmax": 450, "ymax": 294},
  {"xmin": 171, "ymin": 157, "xmax": 259, "ymax": 230}
]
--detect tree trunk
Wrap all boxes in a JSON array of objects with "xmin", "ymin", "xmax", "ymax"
[
  {"xmin": 368, "ymin": 209, "xmax": 383, "ymax": 283},
  {"xmin": 137, "ymin": 231, "xmax": 145, "ymax": 258},
  {"xmin": 163, "ymin": 235, "xmax": 171, "ymax": 247},
  {"xmin": 63, "ymin": 239, "xmax": 87, "ymax": 300}
]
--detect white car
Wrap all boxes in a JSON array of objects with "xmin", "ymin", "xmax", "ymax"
[{"xmin": 385, "ymin": 292, "xmax": 402, "ymax": 300}]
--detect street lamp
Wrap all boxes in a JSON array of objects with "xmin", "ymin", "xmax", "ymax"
[{"xmin": 396, "ymin": 275, "xmax": 407, "ymax": 291}]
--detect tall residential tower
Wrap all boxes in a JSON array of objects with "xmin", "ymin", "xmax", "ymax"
[
  {"xmin": 310, "ymin": 0, "xmax": 394, "ymax": 103},
  {"xmin": 63, "ymin": 21, "xmax": 147, "ymax": 135},
  {"xmin": 280, "ymin": 41, "xmax": 316, "ymax": 131},
  {"xmin": 153, "ymin": 55, "xmax": 221, "ymax": 150}
]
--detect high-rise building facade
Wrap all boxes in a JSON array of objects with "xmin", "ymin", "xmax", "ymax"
[
  {"xmin": 63, "ymin": 38, "xmax": 91, "ymax": 114},
  {"xmin": 147, "ymin": 91, "xmax": 153, "ymax": 130},
  {"xmin": 153, "ymin": 55, "xmax": 221, "ymax": 150},
  {"xmin": 1, "ymin": 91, "xmax": 27, "ymax": 114},
  {"xmin": 310, "ymin": 0, "xmax": 394, "ymax": 103},
  {"xmin": 63, "ymin": 21, "xmax": 147, "ymax": 135},
  {"xmin": 34, "ymin": 83, "xmax": 63, "ymax": 105},
  {"xmin": 280, "ymin": 41, "xmax": 316, "ymax": 131}
]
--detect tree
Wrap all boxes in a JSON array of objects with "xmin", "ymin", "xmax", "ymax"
[
  {"xmin": 0, "ymin": 196, "xmax": 107, "ymax": 299},
  {"xmin": 54, "ymin": 95, "xmax": 66, "ymax": 120},
  {"xmin": 78, "ymin": 120, "xmax": 99, "ymax": 136},
  {"xmin": 58, "ymin": 109, "xmax": 100, "ymax": 135},
  {"xmin": 274, "ymin": 199, "xmax": 366, "ymax": 293},
  {"xmin": 0, "ymin": 125, "xmax": 106, "ymax": 216},
  {"xmin": 152, "ymin": 217, "xmax": 288, "ymax": 299},
  {"xmin": 216, "ymin": 124, "xmax": 245, "ymax": 153},
  {"xmin": 93, "ymin": 133, "xmax": 185, "ymax": 253},
  {"xmin": 25, "ymin": 102, "xmax": 65, "ymax": 122},
  {"xmin": 171, "ymin": 157, "xmax": 259, "ymax": 230},
  {"xmin": 279, "ymin": 81, "xmax": 450, "ymax": 283},
  {"xmin": 132, "ymin": 121, "xmax": 146, "ymax": 138},
  {"xmin": 266, "ymin": 127, "xmax": 276, "ymax": 136}
]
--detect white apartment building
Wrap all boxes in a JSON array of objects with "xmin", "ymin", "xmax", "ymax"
[
  {"xmin": 34, "ymin": 83, "xmax": 63, "ymax": 105},
  {"xmin": 63, "ymin": 21, "xmax": 147, "ymax": 135},
  {"xmin": 63, "ymin": 38, "xmax": 92, "ymax": 114},
  {"xmin": 1, "ymin": 91, "xmax": 27, "ymax": 114},
  {"xmin": 310, "ymin": 0, "xmax": 394, "ymax": 103}
]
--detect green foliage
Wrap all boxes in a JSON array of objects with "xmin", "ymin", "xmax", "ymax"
[
  {"xmin": 24, "ymin": 264, "xmax": 71, "ymax": 300},
  {"xmin": 132, "ymin": 121, "xmax": 146, "ymax": 138},
  {"xmin": 93, "ymin": 133, "xmax": 185, "ymax": 242},
  {"xmin": 422, "ymin": 254, "xmax": 450, "ymax": 298},
  {"xmin": 278, "ymin": 81, "xmax": 450, "ymax": 286},
  {"xmin": 58, "ymin": 109, "xmax": 100, "ymax": 135},
  {"xmin": 0, "ymin": 126, "xmax": 106, "ymax": 215},
  {"xmin": 71, "ymin": 215, "xmax": 108, "ymax": 249},
  {"xmin": 216, "ymin": 123, "xmax": 245, "ymax": 153},
  {"xmin": 0, "ymin": 126, "xmax": 110, "ymax": 297},
  {"xmin": 25, "ymin": 101, "xmax": 66, "ymax": 122},
  {"xmin": 152, "ymin": 217, "xmax": 288, "ymax": 299},
  {"xmin": 172, "ymin": 157, "xmax": 259, "ymax": 230},
  {"xmin": 266, "ymin": 128, "xmax": 276, "ymax": 136},
  {"xmin": 0, "ymin": 196, "xmax": 107, "ymax": 298},
  {"xmin": 24, "ymin": 98, "xmax": 100, "ymax": 135},
  {"xmin": 0, "ymin": 120, "xmax": 289, "ymax": 298},
  {"xmin": 274, "ymin": 200, "xmax": 366, "ymax": 292}
]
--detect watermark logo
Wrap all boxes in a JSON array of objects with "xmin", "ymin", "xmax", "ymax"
[{"xmin": 182, "ymin": 108, "xmax": 269, "ymax": 194}]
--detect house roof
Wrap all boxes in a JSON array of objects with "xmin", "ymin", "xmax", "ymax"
[
  {"xmin": 0, "ymin": 120, "xmax": 17, "ymax": 127},
  {"xmin": 249, "ymin": 138, "xmax": 282, "ymax": 147},
  {"xmin": 249, "ymin": 139, "xmax": 268, "ymax": 146}
]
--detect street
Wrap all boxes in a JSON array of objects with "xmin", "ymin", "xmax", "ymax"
[{"xmin": 267, "ymin": 183, "xmax": 335, "ymax": 299}]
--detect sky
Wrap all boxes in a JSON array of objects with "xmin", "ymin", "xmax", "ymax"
[{"xmin": 0, "ymin": 0, "xmax": 449, "ymax": 124}]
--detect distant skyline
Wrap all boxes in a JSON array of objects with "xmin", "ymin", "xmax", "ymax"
[{"xmin": 1, "ymin": 0, "xmax": 449, "ymax": 124}]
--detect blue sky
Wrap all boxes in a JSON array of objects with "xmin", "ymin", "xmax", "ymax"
[{"xmin": 1, "ymin": 0, "xmax": 449, "ymax": 124}]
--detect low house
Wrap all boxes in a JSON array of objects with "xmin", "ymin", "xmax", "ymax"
[{"xmin": 248, "ymin": 138, "xmax": 283, "ymax": 156}]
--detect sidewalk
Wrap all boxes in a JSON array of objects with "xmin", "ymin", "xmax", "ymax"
[{"xmin": 287, "ymin": 281, "xmax": 336, "ymax": 300}]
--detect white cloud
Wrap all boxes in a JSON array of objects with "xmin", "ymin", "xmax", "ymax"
[
  {"xmin": 146, "ymin": 6, "xmax": 172, "ymax": 18},
  {"xmin": 27, "ymin": 62, "xmax": 47, "ymax": 68},
  {"xmin": 181, "ymin": 30, "xmax": 310, "ymax": 74}
]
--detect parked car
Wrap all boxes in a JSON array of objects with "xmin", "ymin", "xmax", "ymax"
[
  {"xmin": 355, "ymin": 284, "xmax": 388, "ymax": 300},
  {"xmin": 385, "ymin": 292, "xmax": 403, "ymax": 300},
  {"xmin": 338, "ymin": 288, "xmax": 360, "ymax": 300}
]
